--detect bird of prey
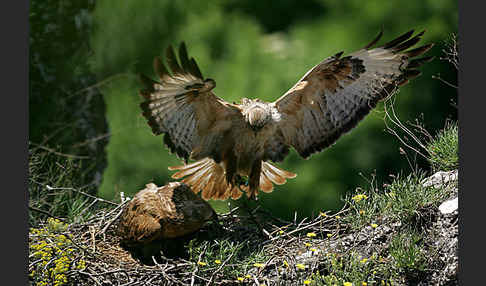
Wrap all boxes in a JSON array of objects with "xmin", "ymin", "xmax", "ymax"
[
  {"xmin": 117, "ymin": 182, "xmax": 216, "ymax": 244},
  {"xmin": 139, "ymin": 29, "xmax": 433, "ymax": 201},
  {"xmin": 116, "ymin": 182, "xmax": 216, "ymax": 262}
]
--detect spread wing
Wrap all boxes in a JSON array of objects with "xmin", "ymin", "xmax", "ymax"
[
  {"xmin": 267, "ymin": 29, "xmax": 434, "ymax": 160},
  {"xmin": 139, "ymin": 43, "xmax": 238, "ymax": 163}
]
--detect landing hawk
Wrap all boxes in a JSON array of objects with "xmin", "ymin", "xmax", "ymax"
[{"xmin": 139, "ymin": 29, "xmax": 433, "ymax": 200}]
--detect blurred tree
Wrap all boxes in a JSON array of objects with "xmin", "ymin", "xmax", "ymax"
[
  {"xmin": 30, "ymin": 0, "xmax": 108, "ymax": 191},
  {"xmin": 87, "ymin": 0, "xmax": 457, "ymax": 219}
]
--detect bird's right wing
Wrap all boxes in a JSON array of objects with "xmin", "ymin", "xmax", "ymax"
[
  {"xmin": 267, "ymin": 30, "xmax": 433, "ymax": 160},
  {"xmin": 139, "ymin": 43, "xmax": 239, "ymax": 163}
]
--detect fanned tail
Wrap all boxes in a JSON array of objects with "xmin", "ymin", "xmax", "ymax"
[
  {"xmin": 169, "ymin": 158, "xmax": 241, "ymax": 200},
  {"xmin": 169, "ymin": 159, "xmax": 296, "ymax": 200}
]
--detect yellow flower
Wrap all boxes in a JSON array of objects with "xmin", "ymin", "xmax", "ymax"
[
  {"xmin": 304, "ymin": 280, "xmax": 312, "ymax": 285},
  {"xmin": 362, "ymin": 282, "xmax": 368, "ymax": 286},
  {"xmin": 327, "ymin": 233, "xmax": 332, "ymax": 238},
  {"xmin": 296, "ymin": 263, "xmax": 306, "ymax": 270},
  {"xmin": 359, "ymin": 210, "xmax": 365, "ymax": 215},
  {"xmin": 320, "ymin": 211, "xmax": 327, "ymax": 217},
  {"xmin": 283, "ymin": 260, "xmax": 289, "ymax": 267},
  {"xmin": 279, "ymin": 230, "xmax": 284, "ymax": 235},
  {"xmin": 335, "ymin": 216, "xmax": 341, "ymax": 219},
  {"xmin": 343, "ymin": 282, "xmax": 353, "ymax": 286},
  {"xmin": 306, "ymin": 232, "xmax": 317, "ymax": 238},
  {"xmin": 245, "ymin": 274, "xmax": 252, "ymax": 278},
  {"xmin": 370, "ymin": 223, "xmax": 378, "ymax": 228},
  {"xmin": 304, "ymin": 242, "xmax": 311, "ymax": 247},
  {"xmin": 360, "ymin": 258, "xmax": 368, "ymax": 264},
  {"xmin": 352, "ymin": 194, "xmax": 368, "ymax": 202},
  {"xmin": 237, "ymin": 277, "xmax": 244, "ymax": 282},
  {"xmin": 253, "ymin": 263, "xmax": 265, "ymax": 268},
  {"xmin": 214, "ymin": 259, "xmax": 221, "ymax": 264},
  {"xmin": 197, "ymin": 261, "xmax": 207, "ymax": 266}
]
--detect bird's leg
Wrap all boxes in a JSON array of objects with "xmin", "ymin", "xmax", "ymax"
[
  {"xmin": 248, "ymin": 159, "xmax": 262, "ymax": 201},
  {"xmin": 239, "ymin": 160, "xmax": 271, "ymax": 237}
]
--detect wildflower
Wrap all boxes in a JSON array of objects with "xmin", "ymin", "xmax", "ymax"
[
  {"xmin": 214, "ymin": 259, "xmax": 221, "ymax": 264},
  {"xmin": 197, "ymin": 261, "xmax": 207, "ymax": 266},
  {"xmin": 352, "ymin": 194, "xmax": 368, "ymax": 202},
  {"xmin": 360, "ymin": 258, "xmax": 368, "ymax": 264},
  {"xmin": 304, "ymin": 242, "xmax": 311, "ymax": 247},
  {"xmin": 359, "ymin": 210, "xmax": 365, "ymax": 215},
  {"xmin": 296, "ymin": 263, "xmax": 306, "ymax": 270},
  {"xmin": 76, "ymin": 260, "xmax": 86, "ymax": 270},
  {"xmin": 343, "ymin": 282, "xmax": 353, "ymax": 286},
  {"xmin": 310, "ymin": 248, "xmax": 317, "ymax": 252},
  {"xmin": 245, "ymin": 274, "xmax": 252, "ymax": 279},
  {"xmin": 283, "ymin": 260, "xmax": 289, "ymax": 267},
  {"xmin": 320, "ymin": 211, "xmax": 327, "ymax": 217},
  {"xmin": 327, "ymin": 233, "xmax": 332, "ymax": 238},
  {"xmin": 335, "ymin": 216, "xmax": 341, "ymax": 219},
  {"xmin": 306, "ymin": 232, "xmax": 317, "ymax": 238},
  {"xmin": 304, "ymin": 280, "xmax": 312, "ymax": 285},
  {"xmin": 362, "ymin": 283, "xmax": 368, "ymax": 286},
  {"xmin": 237, "ymin": 277, "xmax": 244, "ymax": 282},
  {"xmin": 279, "ymin": 230, "xmax": 284, "ymax": 235},
  {"xmin": 253, "ymin": 263, "xmax": 265, "ymax": 268},
  {"xmin": 370, "ymin": 223, "xmax": 378, "ymax": 228}
]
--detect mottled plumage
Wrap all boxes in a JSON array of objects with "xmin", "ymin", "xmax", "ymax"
[
  {"xmin": 117, "ymin": 182, "xmax": 216, "ymax": 245},
  {"xmin": 139, "ymin": 29, "xmax": 434, "ymax": 200}
]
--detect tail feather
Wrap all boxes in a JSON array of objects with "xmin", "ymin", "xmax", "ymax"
[
  {"xmin": 169, "ymin": 158, "xmax": 296, "ymax": 200},
  {"xmin": 259, "ymin": 161, "xmax": 297, "ymax": 193}
]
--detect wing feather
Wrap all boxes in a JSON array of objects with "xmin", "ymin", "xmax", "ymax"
[
  {"xmin": 139, "ymin": 43, "xmax": 238, "ymax": 162},
  {"xmin": 269, "ymin": 30, "xmax": 434, "ymax": 159}
]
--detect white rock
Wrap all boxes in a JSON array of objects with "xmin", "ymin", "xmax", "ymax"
[
  {"xmin": 439, "ymin": 197, "xmax": 458, "ymax": 214},
  {"xmin": 422, "ymin": 170, "xmax": 458, "ymax": 188}
]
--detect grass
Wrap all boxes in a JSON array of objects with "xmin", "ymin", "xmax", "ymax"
[
  {"xmin": 29, "ymin": 144, "xmax": 119, "ymax": 226},
  {"xmin": 343, "ymin": 171, "xmax": 452, "ymax": 231},
  {"xmin": 28, "ymin": 119, "xmax": 458, "ymax": 285},
  {"xmin": 426, "ymin": 121, "xmax": 458, "ymax": 172}
]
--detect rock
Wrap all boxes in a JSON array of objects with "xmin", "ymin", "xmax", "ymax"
[
  {"xmin": 422, "ymin": 170, "xmax": 458, "ymax": 189},
  {"xmin": 439, "ymin": 197, "xmax": 458, "ymax": 214}
]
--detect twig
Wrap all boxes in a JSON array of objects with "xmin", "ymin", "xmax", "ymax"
[
  {"xmin": 70, "ymin": 73, "xmax": 136, "ymax": 97},
  {"xmin": 45, "ymin": 185, "xmax": 119, "ymax": 206},
  {"xmin": 205, "ymin": 250, "xmax": 237, "ymax": 286},
  {"xmin": 191, "ymin": 243, "xmax": 208, "ymax": 286},
  {"xmin": 432, "ymin": 75, "xmax": 458, "ymax": 89},
  {"xmin": 79, "ymin": 270, "xmax": 103, "ymax": 286},
  {"xmin": 29, "ymin": 142, "xmax": 90, "ymax": 159},
  {"xmin": 28, "ymin": 206, "xmax": 66, "ymax": 222},
  {"xmin": 71, "ymin": 133, "xmax": 112, "ymax": 148},
  {"xmin": 99, "ymin": 206, "xmax": 126, "ymax": 239}
]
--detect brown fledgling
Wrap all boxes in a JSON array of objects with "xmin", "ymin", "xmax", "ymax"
[
  {"xmin": 117, "ymin": 182, "xmax": 216, "ymax": 261},
  {"xmin": 139, "ymin": 29, "xmax": 434, "ymax": 200}
]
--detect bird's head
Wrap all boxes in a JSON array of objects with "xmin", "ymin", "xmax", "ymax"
[{"xmin": 241, "ymin": 98, "xmax": 272, "ymax": 131}]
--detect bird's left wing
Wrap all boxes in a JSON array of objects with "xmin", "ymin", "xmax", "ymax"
[
  {"xmin": 266, "ymin": 30, "xmax": 433, "ymax": 160},
  {"xmin": 139, "ymin": 43, "xmax": 238, "ymax": 163}
]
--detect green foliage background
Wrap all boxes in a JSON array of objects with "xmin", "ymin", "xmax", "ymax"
[{"xmin": 85, "ymin": 0, "xmax": 457, "ymax": 219}]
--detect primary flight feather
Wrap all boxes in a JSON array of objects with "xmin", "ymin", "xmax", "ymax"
[{"xmin": 139, "ymin": 29, "xmax": 434, "ymax": 200}]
